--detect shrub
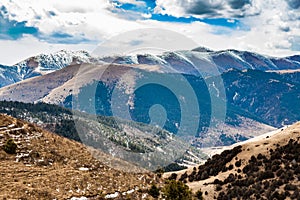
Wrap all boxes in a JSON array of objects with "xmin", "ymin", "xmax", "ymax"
[
  {"xmin": 284, "ymin": 184, "xmax": 297, "ymax": 191},
  {"xmin": 276, "ymin": 168, "xmax": 284, "ymax": 177},
  {"xmin": 168, "ymin": 173, "xmax": 178, "ymax": 180},
  {"xmin": 195, "ymin": 190, "xmax": 203, "ymax": 200},
  {"xmin": 148, "ymin": 184, "xmax": 160, "ymax": 198},
  {"xmin": 224, "ymin": 173, "xmax": 235, "ymax": 184},
  {"xmin": 216, "ymin": 185, "xmax": 222, "ymax": 191},
  {"xmin": 3, "ymin": 138, "xmax": 17, "ymax": 154},
  {"xmin": 213, "ymin": 179, "xmax": 223, "ymax": 185},
  {"xmin": 257, "ymin": 161, "xmax": 263, "ymax": 166},
  {"xmin": 179, "ymin": 172, "xmax": 188, "ymax": 182},
  {"xmin": 200, "ymin": 170, "xmax": 209, "ymax": 180},
  {"xmin": 249, "ymin": 155, "xmax": 257, "ymax": 163},
  {"xmin": 235, "ymin": 160, "xmax": 241, "ymax": 167},
  {"xmin": 263, "ymin": 181, "xmax": 270, "ymax": 189},
  {"xmin": 162, "ymin": 180, "xmax": 192, "ymax": 200},
  {"xmin": 258, "ymin": 170, "xmax": 274, "ymax": 181},
  {"xmin": 242, "ymin": 165, "xmax": 250, "ymax": 174},
  {"xmin": 291, "ymin": 189, "xmax": 299, "ymax": 199},
  {"xmin": 271, "ymin": 165, "xmax": 280, "ymax": 172},
  {"xmin": 257, "ymin": 153, "xmax": 264, "ymax": 160},
  {"xmin": 163, "ymin": 163, "xmax": 187, "ymax": 172},
  {"xmin": 155, "ymin": 167, "xmax": 164, "ymax": 178}
]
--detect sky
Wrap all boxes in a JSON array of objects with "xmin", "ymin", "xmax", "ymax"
[{"xmin": 1, "ymin": 0, "xmax": 300, "ymax": 65}]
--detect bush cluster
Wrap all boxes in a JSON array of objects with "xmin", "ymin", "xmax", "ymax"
[
  {"xmin": 216, "ymin": 139, "xmax": 300, "ymax": 199},
  {"xmin": 179, "ymin": 145, "xmax": 242, "ymax": 182},
  {"xmin": 148, "ymin": 180, "xmax": 201, "ymax": 200}
]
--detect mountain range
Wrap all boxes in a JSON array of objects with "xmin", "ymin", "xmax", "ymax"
[
  {"xmin": 1, "ymin": 48, "xmax": 300, "ymax": 88},
  {"xmin": 1, "ymin": 48, "xmax": 300, "ymax": 147}
]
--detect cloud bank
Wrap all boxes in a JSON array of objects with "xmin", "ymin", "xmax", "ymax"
[{"xmin": 0, "ymin": 0, "xmax": 300, "ymax": 64}]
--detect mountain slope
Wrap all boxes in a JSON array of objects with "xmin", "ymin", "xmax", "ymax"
[
  {"xmin": 165, "ymin": 122, "xmax": 300, "ymax": 199},
  {"xmin": 0, "ymin": 114, "xmax": 158, "ymax": 199},
  {"xmin": 222, "ymin": 69, "xmax": 300, "ymax": 127},
  {"xmin": 0, "ymin": 101, "xmax": 207, "ymax": 168},
  {"xmin": 0, "ymin": 64, "xmax": 282, "ymax": 140},
  {"xmin": 0, "ymin": 64, "xmax": 280, "ymax": 138}
]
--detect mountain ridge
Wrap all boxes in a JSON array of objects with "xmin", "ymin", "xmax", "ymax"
[
  {"xmin": 0, "ymin": 50, "xmax": 97, "ymax": 88},
  {"xmin": 1, "ymin": 47, "xmax": 300, "ymax": 88}
]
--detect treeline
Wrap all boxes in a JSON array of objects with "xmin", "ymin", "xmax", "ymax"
[
  {"xmin": 0, "ymin": 101, "xmax": 169, "ymax": 155},
  {"xmin": 0, "ymin": 100, "xmax": 73, "ymax": 116},
  {"xmin": 0, "ymin": 100, "xmax": 80, "ymax": 141}
]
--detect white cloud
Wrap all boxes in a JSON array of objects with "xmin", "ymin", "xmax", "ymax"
[
  {"xmin": 151, "ymin": 0, "xmax": 300, "ymax": 54},
  {"xmin": 153, "ymin": 0, "xmax": 260, "ymax": 18},
  {"xmin": 239, "ymin": 0, "xmax": 300, "ymax": 54},
  {"xmin": 154, "ymin": 0, "xmax": 186, "ymax": 17},
  {"xmin": 0, "ymin": 0, "xmax": 300, "ymax": 65},
  {"xmin": 151, "ymin": 0, "xmax": 300, "ymax": 56},
  {"xmin": 114, "ymin": 0, "xmax": 146, "ymax": 6},
  {"xmin": 0, "ymin": 0, "xmax": 141, "ymax": 38}
]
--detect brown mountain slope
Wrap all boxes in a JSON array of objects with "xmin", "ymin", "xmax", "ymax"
[
  {"xmin": 165, "ymin": 122, "xmax": 300, "ymax": 200},
  {"xmin": 0, "ymin": 114, "xmax": 158, "ymax": 199}
]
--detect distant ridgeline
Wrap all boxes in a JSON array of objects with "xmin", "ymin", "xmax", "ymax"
[{"xmin": 63, "ymin": 69, "xmax": 300, "ymax": 135}]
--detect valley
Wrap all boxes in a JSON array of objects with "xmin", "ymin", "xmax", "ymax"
[{"xmin": 2, "ymin": 0, "xmax": 300, "ymax": 199}]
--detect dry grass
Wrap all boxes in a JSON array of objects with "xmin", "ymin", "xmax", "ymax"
[{"xmin": 0, "ymin": 114, "xmax": 159, "ymax": 199}]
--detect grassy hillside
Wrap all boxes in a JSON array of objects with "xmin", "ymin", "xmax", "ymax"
[
  {"xmin": 0, "ymin": 114, "xmax": 159, "ymax": 199},
  {"xmin": 165, "ymin": 122, "xmax": 300, "ymax": 199}
]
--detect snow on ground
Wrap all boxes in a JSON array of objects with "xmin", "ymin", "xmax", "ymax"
[
  {"xmin": 105, "ymin": 192, "xmax": 119, "ymax": 199},
  {"xmin": 201, "ymin": 126, "xmax": 287, "ymax": 157},
  {"xmin": 70, "ymin": 197, "xmax": 88, "ymax": 200}
]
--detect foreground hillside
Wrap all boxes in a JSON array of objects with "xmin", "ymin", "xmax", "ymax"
[
  {"xmin": 165, "ymin": 122, "xmax": 300, "ymax": 199},
  {"xmin": 0, "ymin": 114, "xmax": 159, "ymax": 199}
]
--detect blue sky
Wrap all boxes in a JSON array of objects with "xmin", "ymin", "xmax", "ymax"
[
  {"xmin": 112, "ymin": 0, "xmax": 243, "ymax": 28},
  {"xmin": 0, "ymin": 0, "xmax": 300, "ymax": 64}
]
